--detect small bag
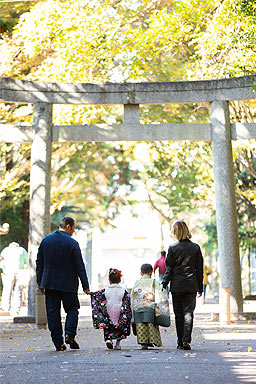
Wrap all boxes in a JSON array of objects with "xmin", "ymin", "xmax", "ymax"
[
  {"xmin": 153, "ymin": 279, "xmax": 171, "ymax": 327},
  {"xmin": 133, "ymin": 307, "xmax": 155, "ymax": 323},
  {"xmin": 132, "ymin": 307, "xmax": 155, "ymax": 335},
  {"xmin": 154, "ymin": 311, "xmax": 171, "ymax": 327}
]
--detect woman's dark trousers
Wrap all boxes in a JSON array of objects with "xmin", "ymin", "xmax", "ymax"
[
  {"xmin": 45, "ymin": 289, "xmax": 80, "ymax": 348},
  {"xmin": 171, "ymin": 292, "xmax": 197, "ymax": 345}
]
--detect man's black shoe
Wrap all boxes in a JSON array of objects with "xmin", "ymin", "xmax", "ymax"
[
  {"xmin": 183, "ymin": 342, "xmax": 191, "ymax": 350},
  {"xmin": 56, "ymin": 344, "xmax": 67, "ymax": 351},
  {"xmin": 65, "ymin": 335, "xmax": 80, "ymax": 349}
]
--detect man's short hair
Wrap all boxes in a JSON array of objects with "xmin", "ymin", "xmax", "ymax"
[
  {"xmin": 141, "ymin": 263, "xmax": 153, "ymax": 274},
  {"xmin": 160, "ymin": 250, "xmax": 166, "ymax": 257},
  {"xmin": 59, "ymin": 216, "xmax": 75, "ymax": 229}
]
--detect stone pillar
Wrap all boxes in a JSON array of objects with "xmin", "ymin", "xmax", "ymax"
[
  {"xmin": 124, "ymin": 104, "xmax": 140, "ymax": 124},
  {"xmin": 85, "ymin": 226, "xmax": 93, "ymax": 285},
  {"xmin": 28, "ymin": 103, "xmax": 52, "ymax": 323},
  {"xmin": 210, "ymin": 100, "xmax": 243, "ymax": 317}
]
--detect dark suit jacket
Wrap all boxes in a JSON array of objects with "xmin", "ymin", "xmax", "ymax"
[
  {"xmin": 36, "ymin": 230, "xmax": 89, "ymax": 293},
  {"xmin": 162, "ymin": 239, "xmax": 203, "ymax": 293}
]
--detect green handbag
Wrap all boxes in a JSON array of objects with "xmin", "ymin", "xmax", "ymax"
[{"xmin": 154, "ymin": 312, "xmax": 171, "ymax": 327}]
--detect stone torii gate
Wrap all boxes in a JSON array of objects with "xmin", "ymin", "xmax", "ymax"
[{"xmin": 1, "ymin": 75, "xmax": 256, "ymax": 322}]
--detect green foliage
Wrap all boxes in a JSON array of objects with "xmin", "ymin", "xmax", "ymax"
[
  {"xmin": 0, "ymin": 143, "xmax": 30, "ymax": 210},
  {"xmin": 51, "ymin": 142, "xmax": 139, "ymax": 227},
  {"xmin": 0, "ymin": 1, "xmax": 35, "ymax": 34},
  {"xmin": 234, "ymin": 142, "xmax": 256, "ymax": 249},
  {"xmin": 0, "ymin": 0, "xmax": 255, "ymax": 258},
  {"xmin": 241, "ymin": 0, "xmax": 256, "ymax": 18},
  {"xmin": 140, "ymin": 103, "xmax": 209, "ymax": 124},
  {"xmin": 127, "ymin": 141, "xmax": 214, "ymax": 226},
  {"xmin": 187, "ymin": 0, "xmax": 256, "ymax": 79},
  {"xmin": 203, "ymin": 215, "xmax": 218, "ymax": 256},
  {"xmin": 0, "ymin": 143, "xmax": 30, "ymax": 249},
  {"xmin": 0, "ymin": 0, "xmax": 216, "ymax": 83},
  {"xmin": 0, "ymin": 205, "xmax": 29, "ymax": 251}
]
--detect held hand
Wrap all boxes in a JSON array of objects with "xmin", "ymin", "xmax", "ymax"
[
  {"xmin": 197, "ymin": 292, "xmax": 202, "ymax": 298},
  {"xmin": 84, "ymin": 289, "xmax": 90, "ymax": 295},
  {"xmin": 38, "ymin": 285, "xmax": 45, "ymax": 294}
]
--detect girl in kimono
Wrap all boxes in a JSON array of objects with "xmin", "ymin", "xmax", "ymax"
[
  {"xmin": 91, "ymin": 268, "xmax": 132, "ymax": 350},
  {"xmin": 131, "ymin": 263, "xmax": 162, "ymax": 350}
]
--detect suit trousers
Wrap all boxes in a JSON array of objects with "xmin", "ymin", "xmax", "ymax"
[
  {"xmin": 171, "ymin": 292, "xmax": 197, "ymax": 344},
  {"xmin": 45, "ymin": 289, "xmax": 80, "ymax": 348}
]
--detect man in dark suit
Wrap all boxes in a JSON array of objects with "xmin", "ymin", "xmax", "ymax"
[{"xmin": 36, "ymin": 216, "xmax": 90, "ymax": 351}]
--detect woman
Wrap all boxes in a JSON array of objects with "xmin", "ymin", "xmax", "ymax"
[{"xmin": 162, "ymin": 221, "xmax": 203, "ymax": 350}]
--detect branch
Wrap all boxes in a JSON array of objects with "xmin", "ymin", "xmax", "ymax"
[
  {"xmin": 240, "ymin": 100, "xmax": 254, "ymax": 123},
  {"xmin": 236, "ymin": 155, "xmax": 256, "ymax": 179},
  {"xmin": 146, "ymin": 186, "xmax": 171, "ymax": 224},
  {"xmin": 239, "ymin": 194, "xmax": 256, "ymax": 216}
]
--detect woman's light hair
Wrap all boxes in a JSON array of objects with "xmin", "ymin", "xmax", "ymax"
[{"xmin": 172, "ymin": 221, "xmax": 192, "ymax": 241}]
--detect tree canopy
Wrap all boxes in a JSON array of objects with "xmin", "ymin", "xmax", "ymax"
[{"xmin": 0, "ymin": 0, "xmax": 255, "ymax": 264}]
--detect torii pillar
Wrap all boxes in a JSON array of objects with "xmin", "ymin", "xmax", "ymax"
[
  {"xmin": 28, "ymin": 102, "xmax": 52, "ymax": 324},
  {"xmin": 210, "ymin": 100, "xmax": 243, "ymax": 319}
]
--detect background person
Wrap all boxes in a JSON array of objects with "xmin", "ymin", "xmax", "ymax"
[
  {"xmin": 0, "ymin": 223, "xmax": 9, "ymax": 235},
  {"xmin": 0, "ymin": 242, "xmax": 28, "ymax": 315},
  {"xmin": 203, "ymin": 264, "xmax": 212, "ymax": 304},
  {"xmin": 36, "ymin": 216, "xmax": 90, "ymax": 351},
  {"xmin": 162, "ymin": 221, "xmax": 203, "ymax": 351},
  {"xmin": 153, "ymin": 250, "xmax": 167, "ymax": 283}
]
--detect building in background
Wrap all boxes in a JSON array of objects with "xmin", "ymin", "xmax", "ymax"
[{"xmin": 90, "ymin": 204, "xmax": 171, "ymax": 291}]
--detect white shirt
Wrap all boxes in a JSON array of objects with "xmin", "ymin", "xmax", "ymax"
[{"xmin": 1, "ymin": 243, "xmax": 21, "ymax": 274}]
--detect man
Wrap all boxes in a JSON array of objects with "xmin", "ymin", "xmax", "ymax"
[
  {"xmin": 0, "ymin": 242, "xmax": 28, "ymax": 315},
  {"xmin": 36, "ymin": 216, "xmax": 90, "ymax": 351},
  {"xmin": 153, "ymin": 250, "xmax": 167, "ymax": 283}
]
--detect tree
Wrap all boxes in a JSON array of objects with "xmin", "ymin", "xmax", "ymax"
[
  {"xmin": 124, "ymin": 140, "xmax": 214, "ymax": 229},
  {"xmin": 184, "ymin": 0, "xmax": 256, "ymax": 281},
  {"xmin": 0, "ymin": 1, "xmax": 34, "ymax": 34},
  {"xmin": 1, "ymin": 0, "xmax": 255, "ymax": 249},
  {"xmin": 51, "ymin": 142, "xmax": 138, "ymax": 227},
  {"xmin": 0, "ymin": 143, "xmax": 30, "ymax": 248}
]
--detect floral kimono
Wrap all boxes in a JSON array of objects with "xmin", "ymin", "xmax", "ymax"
[
  {"xmin": 91, "ymin": 288, "xmax": 132, "ymax": 341},
  {"xmin": 130, "ymin": 275, "xmax": 167, "ymax": 347}
]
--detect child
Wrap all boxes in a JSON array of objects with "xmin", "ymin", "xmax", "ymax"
[
  {"xmin": 91, "ymin": 268, "xmax": 132, "ymax": 350},
  {"xmin": 131, "ymin": 263, "xmax": 162, "ymax": 350}
]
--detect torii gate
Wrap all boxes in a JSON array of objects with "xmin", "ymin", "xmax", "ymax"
[{"xmin": 1, "ymin": 75, "xmax": 256, "ymax": 323}]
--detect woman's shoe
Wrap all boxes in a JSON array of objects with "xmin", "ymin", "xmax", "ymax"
[
  {"xmin": 114, "ymin": 345, "xmax": 121, "ymax": 350},
  {"xmin": 183, "ymin": 342, "xmax": 191, "ymax": 350},
  {"xmin": 177, "ymin": 345, "xmax": 184, "ymax": 349},
  {"xmin": 106, "ymin": 340, "xmax": 113, "ymax": 350}
]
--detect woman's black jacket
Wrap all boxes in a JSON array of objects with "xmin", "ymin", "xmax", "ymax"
[{"xmin": 162, "ymin": 239, "xmax": 203, "ymax": 293}]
